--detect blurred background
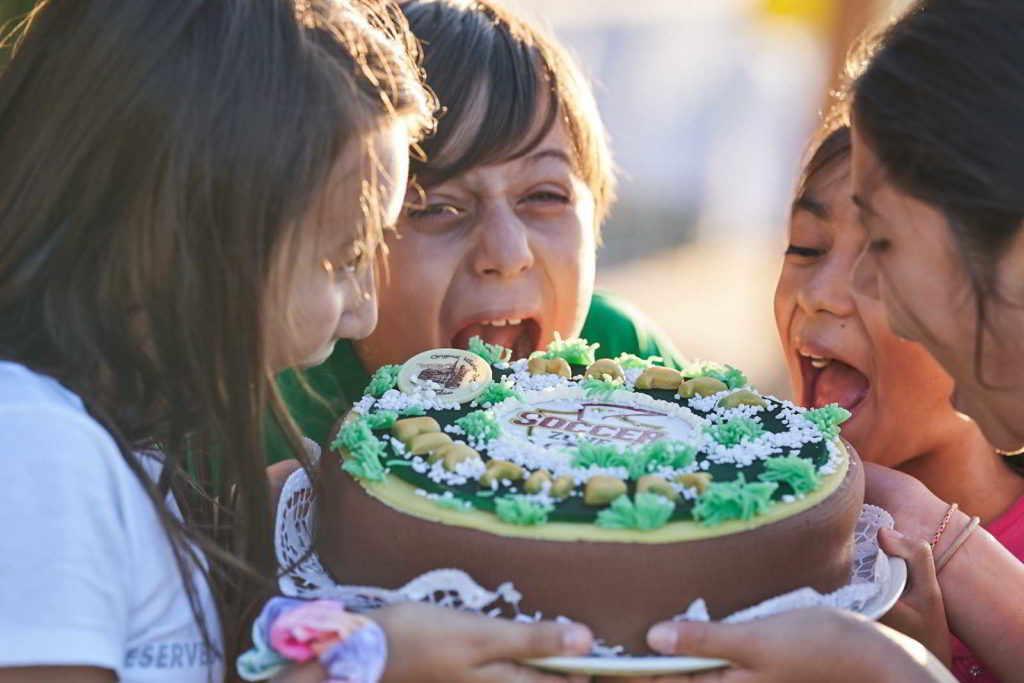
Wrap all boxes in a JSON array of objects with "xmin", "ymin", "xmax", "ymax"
[
  {"xmin": 0, "ymin": 0, "xmax": 913, "ymax": 398},
  {"xmin": 500, "ymin": 0, "xmax": 913, "ymax": 397}
]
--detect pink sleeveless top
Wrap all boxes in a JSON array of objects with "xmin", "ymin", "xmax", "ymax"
[{"xmin": 950, "ymin": 495, "xmax": 1024, "ymax": 682}]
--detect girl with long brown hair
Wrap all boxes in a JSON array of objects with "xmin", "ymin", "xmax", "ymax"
[{"xmin": 0, "ymin": 0, "xmax": 433, "ymax": 680}]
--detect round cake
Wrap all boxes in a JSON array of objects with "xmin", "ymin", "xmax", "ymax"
[{"xmin": 318, "ymin": 338, "xmax": 864, "ymax": 653}]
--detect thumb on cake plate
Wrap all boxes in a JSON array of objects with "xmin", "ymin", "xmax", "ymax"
[
  {"xmin": 641, "ymin": 607, "xmax": 955, "ymax": 683},
  {"xmin": 876, "ymin": 528, "xmax": 952, "ymax": 667},
  {"xmin": 370, "ymin": 601, "xmax": 592, "ymax": 683}
]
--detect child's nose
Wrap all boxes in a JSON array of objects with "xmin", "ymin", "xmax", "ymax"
[
  {"xmin": 797, "ymin": 257, "xmax": 856, "ymax": 318},
  {"xmin": 345, "ymin": 267, "xmax": 379, "ymax": 340},
  {"xmin": 471, "ymin": 204, "xmax": 534, "ymax": 278}
]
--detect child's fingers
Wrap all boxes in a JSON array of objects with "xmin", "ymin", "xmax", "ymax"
[
  {"xmin": 878, "ymin": 527, "xmax": 935, "ymax": 574},
  {"xmin": 878, "ymin": 601, "xmax": 918, "ymax": 640},
  {"xmin": 877, "ymin": 528, "xmax": 951, "ymax": 666},
  {"xmin": 267, "ymin": 458, "xmax": 302, "ymax": 506},
  {"xmin": 878, "ymin": 528, "xmax": 942, "ymax": 610},
  {"xmin": 647, "ymin": 619, "xmax": 760, "ymax": 667},
  {"xmin": 478, "ymin": 619, "xmax": 593, "ymax": 661}
]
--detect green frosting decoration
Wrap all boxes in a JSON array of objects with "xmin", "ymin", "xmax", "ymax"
[
  {"xmin": 705, "ymin": 417, "xmax": 765, "ymax": 446},
  {"xmin": 364, "ymin": 364, "xmax": 401, "ymax": 397},
  {"xmin": 692, "ymin": 475, "xmax": 778, "ymax": 526},
  {"xmin": 595, "ymin": 492, "xmax": 675, "ymax": 530},
  {"xmin": 582, "ymin": 376, "xmax": 629, "ymax": 398},
  {"xmin": 571, "ymin": 441, "xmax": 633, "ymax": 470},
  {"xmin": 342, "ymin": 457, "xmax": 386, "ymax": 482},
  {"xmin": 615, "ymin": 353, "xmax": 662, "ymax": 369},
  {"xmin": 475, "ymin": 381, "xmax": 523, "ymax": 406},
  {"xmin": 454, "ymin": 410, "xmax": 502, "ymax": 442},
  {"xmin": 685, "ymin": 360, "xmax": 748, "ymax": 390},
  {"xmin": 803, "ymin": 404, "xmax": 852, "ymax": 440},
  {"xmin": 536, "ymin": 332, "xmax": 599, "ymax": 365},
  {"xmin": 630, "ymin": 440, "xmax": 697, "ymax": 478},
  {"xmin": 332, "ymin": 419, "xmax": 374, "ymax": 453},
  {"xmin": 333, "ymin": 419, "xmax": 388, "ymax": 481},
  {"xmin": 758, "ymin": 454, "xmax": 821, "ymax": 495},
  {"xmin": 495, "ymin": 495, "xmax": 554, "ymax": 525},
  {"xmin": 468, "ymin": 335, "xmax": 512, "ymax": 365},
  {"xmin": 434, "ymin": 496, "xmax": 474, "ymax": 512},
  {"xmin": 399, "ymin": 405, "xmax": 426, "ymax": 416},
  {"xmin": 363, "ymin": 410, "xmax": 398, "ymax": 430}
]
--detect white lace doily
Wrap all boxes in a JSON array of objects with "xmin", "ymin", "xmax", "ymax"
[{"xmin": 276, "ymin": 445, "xmax": 895, "ymax": 652}]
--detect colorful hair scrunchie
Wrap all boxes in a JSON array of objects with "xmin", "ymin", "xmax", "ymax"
[{"xmin": 237, "ymin": 597, "xmax": 387, "ymax": 683}]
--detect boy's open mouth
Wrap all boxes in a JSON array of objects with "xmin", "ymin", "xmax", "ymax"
[
  {"xmin": 799, "ymin": 351, "xmax": 870, "ymax": 413},
  {"xmin": 451, "ymin": 317, "xmax": 542, "ymax": 360}
]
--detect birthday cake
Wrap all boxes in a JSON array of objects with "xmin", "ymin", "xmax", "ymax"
[{"xmin": 318, "ymin": 337, "xmax": 864, "ymax": 652}]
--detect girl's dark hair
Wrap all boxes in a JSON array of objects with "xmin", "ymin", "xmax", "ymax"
[
  {"xmin": 794, "ymin": 125, "xmax": 852, "ymax": 210},
  {"xmin": 852, "ymin": 0, "xmax": 1024, "ymax": 373},
  {"xmin": 0, "ymin": 0, "xmax": 430, "ymax": 675},
  {"xmin": 399, "ymin": 0, "xmax": 615, "ymax": 231}
]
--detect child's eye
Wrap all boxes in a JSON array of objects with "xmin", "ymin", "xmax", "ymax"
[
  {"xmin": 405, "ymin": 203, "xmax": 461, "ymax": 220},
  {"xmin": 785, "ymin": 244, "xmax": 824, "ymax": 258},
  {"xmin": 523, "ymin": 190, "xmax": 570, "ymax": 204}
]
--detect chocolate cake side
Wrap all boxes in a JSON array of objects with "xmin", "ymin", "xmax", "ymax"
[{"xmin": 316, "ymin": 439, "xmax": 864, "ymax": 654}]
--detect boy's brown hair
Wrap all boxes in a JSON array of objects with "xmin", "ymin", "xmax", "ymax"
[{"xmin": 401, "ymin": 0, "xmax": 616, "ymax": 233}]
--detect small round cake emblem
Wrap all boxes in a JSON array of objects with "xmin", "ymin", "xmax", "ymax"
[{"xmin": 397, "ymin": 348, "xmax": 493, "ymax": 404}]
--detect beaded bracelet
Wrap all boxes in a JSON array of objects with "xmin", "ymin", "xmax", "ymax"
[
  {"xmin": 935, "ymin": 516, "xmax": 981, "ymax": 573},
  {"xmin": 929, "ymin": 502, "xmax": 959, "ymax": 550},
  {"xmin": 237, "ymin": 596, "xmax": 387, "ymax": 683}
]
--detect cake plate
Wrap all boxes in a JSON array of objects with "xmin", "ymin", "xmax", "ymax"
[{"xmin": 523, "ymin": 554, "xmax": 907, "ymax": 677}]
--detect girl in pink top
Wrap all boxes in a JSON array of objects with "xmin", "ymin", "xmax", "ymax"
[{"xmin": 774, "ymin": 124, "xmax": 1024, "ymax": 682}]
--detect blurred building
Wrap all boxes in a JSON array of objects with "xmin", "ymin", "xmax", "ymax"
[{"xmin": 505, "ymin": 0, "xmax": 895, "ymax": 397}]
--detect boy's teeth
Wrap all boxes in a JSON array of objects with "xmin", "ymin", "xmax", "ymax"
[
  {"xmin": 809, "ymin": 357, "xmax": 832, "ymax": 369},
  {"xmin": 481, "ymin": 317, "xmax": 527, "ymax": 327}
]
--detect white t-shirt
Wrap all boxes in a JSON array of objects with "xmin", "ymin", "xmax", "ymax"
[{"xmin": 0, "ymin": 362, "xmax": 224, "ymax": 682}]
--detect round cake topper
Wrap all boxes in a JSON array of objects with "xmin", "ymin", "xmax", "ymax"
[{"xmin": 397, "ymin": 348, "xmax": 493, "ymax": 404}]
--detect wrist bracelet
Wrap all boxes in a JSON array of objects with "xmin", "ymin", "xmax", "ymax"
[
  {"xmin": 319, "ymin": 621, "xmax": 387, "ymax": 683},
  {"xmin": 237, "ymin": 596, "xmax": 387, "ymax": 683},
  {"xmin": 929, "ymin": 502, "xmax": 959, "ymax": 550},
  {"xmin": 935, "ymin": 515, "xmax": 980, "ymax": 573}
]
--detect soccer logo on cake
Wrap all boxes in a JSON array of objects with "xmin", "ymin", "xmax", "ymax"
[
  {"xmin": 397, "ymin": 348, "xmax": 493, "ymax": 404},
  {"xmin": 498, "ymin": 400, "xmax": 697, "ymax": 449}
]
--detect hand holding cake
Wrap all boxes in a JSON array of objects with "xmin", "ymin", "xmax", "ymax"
[
  {"xmin": 370, "ymin": 602, "xmax": 592, "ymax": 683},
  {"xmin": 641, "ymin": 607, "xmax": 954, "ymax": 683}
]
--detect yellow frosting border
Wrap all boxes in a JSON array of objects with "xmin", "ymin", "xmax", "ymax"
[{"xmin": 353, "ymin": 441, "xmax": 850, "ymax": 544}]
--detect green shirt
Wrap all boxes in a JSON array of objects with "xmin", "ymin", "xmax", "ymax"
[{"xmin": 267, "ymin": 290, "xmax": 682, "ymax": 462}]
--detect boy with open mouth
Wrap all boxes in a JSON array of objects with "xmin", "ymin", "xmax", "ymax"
[{"xmin": 270, "ymin": 0, "xmax": 682, "ymax": 457}]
